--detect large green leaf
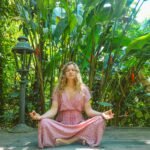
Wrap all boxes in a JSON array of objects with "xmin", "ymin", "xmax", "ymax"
[
  {"xmin": 84, "ymin": 0, "xmax": 127, "ymax": 26},
  {"xmin": 127, "ymin": 33, "xmax": 150, "ymax": 51},
  {"xmin": 53, "ymin": 13, "xmax": 78, "ymax": 43},
  {"xmin": 69, "ymin": 14, "xmax": 78, "ymax": 33},
  {"xmin": 124, "ymin": 33, "xmax": 150, "ymax": 60},
  {"xmin": 110, "ymin": 0, "xmax": 127, "ymax": 18},
  {"xmin": 36, "ymin": 0, "xmax": 55, "ymax": 19},
  {"xmin": 53, "ymin": 17, "xmax": 69, "ymax": 43},
  {"xmin": 120, "ymin": 33, "xmax": 150, "ymax": 63},
  {"xmin": 99, "ymin": 102, "xmax": 113, "ymax": 107}
]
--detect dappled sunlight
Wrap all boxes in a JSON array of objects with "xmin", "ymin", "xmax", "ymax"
[
  {"xmin": 145, "ymin": 140, "xmax": 150, "ymax": 145},
  {"xmin": 139, "ymin": 140, "xmax": 150, "ymax": 145},
  {"xmin": 23, "ymin": 142, "xmax": 31, "ymax": 146},
  {"xmin": 143, "ymin": 140, "xmax": 150, "ymax": 145},
  {"xmin": 7, "ymin": 147, "xmax": 16, "ymax": 150},
  {"xmin": 21, "ymin": 147, "xmax": 30, "ymax": 150}
]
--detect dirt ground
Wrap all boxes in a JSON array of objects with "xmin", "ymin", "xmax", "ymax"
[{"xmin": 0, "ymin": 127, "xmax": 150, "ymax": 150}]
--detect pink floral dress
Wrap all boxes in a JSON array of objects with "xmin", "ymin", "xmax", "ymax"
[{"xmin": 38, "ymin": 86, "xmax": 105, "ymax": 148}]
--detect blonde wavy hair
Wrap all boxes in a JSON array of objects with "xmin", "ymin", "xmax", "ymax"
[{"xmin": 56, "ymin": 62, "xmax": 84, "ymax": 92}]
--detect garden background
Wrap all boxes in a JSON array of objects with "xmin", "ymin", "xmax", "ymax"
[{"xmin": 0, "ymin": 0, "xmax": 150, "ymax": 129}]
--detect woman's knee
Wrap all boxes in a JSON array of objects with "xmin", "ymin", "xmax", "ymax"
[
  {"xmin": 39, "ymin": 118, "xmax": 52, "ymax": 127},
  {"xmin": 96, "ymin": 116, "xmax": 106, "ymax": 126}
]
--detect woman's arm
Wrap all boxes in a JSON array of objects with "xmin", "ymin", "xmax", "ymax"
[
  {"xmin": 41, "ymin": 100, "xmax": 58, "ymax": 119},
  {"xmin": 84, "ymin": 101, "xmax": 114, "ymax": 120},
  {"xmin": 30, "ymin": 100, "xmax": 58, "ymax": 120},
  {"xmin": 84, "ymin": 101, "xmax": 102, "ymax": 117}
]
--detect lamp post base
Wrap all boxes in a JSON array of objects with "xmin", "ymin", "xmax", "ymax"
[{"xmin": 8, "ymin": 123, "xmax": 33, "ymax": 133}]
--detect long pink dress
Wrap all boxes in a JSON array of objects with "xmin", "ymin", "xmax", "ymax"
[{"xmin": 38, "ymin": 86, "xmax": 105, "ymax": 148}]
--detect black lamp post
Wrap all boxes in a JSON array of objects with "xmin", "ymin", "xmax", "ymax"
[{"xmin": 11, "ymin": 36, "xmax": 34, "ymax": 132}]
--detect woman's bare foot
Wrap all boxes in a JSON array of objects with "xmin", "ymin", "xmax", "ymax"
[
  {"xmin": 56, "ymin": 137, "xmax": 79, "ymax": 146},
  {"xmin": 56, "ymin": 138, "xmax": 71, "ymax": 146}
]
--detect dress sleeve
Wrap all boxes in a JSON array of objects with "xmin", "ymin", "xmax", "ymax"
[{"xmin": 83, "ymin": 86, "xmax": 91, "ymax": 103}]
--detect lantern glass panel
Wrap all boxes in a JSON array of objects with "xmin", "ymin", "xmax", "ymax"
[
  {"xmin": 16, "ymin": 51, "xmax": 32, "ymax": 73},
  {"xmin": 12, "ymin": 36, "xmax": 34, "ymax": 74}
]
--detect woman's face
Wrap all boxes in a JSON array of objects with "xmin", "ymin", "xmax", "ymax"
[{"xmin": 65, "ymin": 64, "xmax": 77, "ymax": 80}]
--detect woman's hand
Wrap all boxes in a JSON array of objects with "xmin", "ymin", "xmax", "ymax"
[
  {"xmin": 29, "ymin": 110, "xmax": 42, "ymax": 121},
  {"xmin": 102, "ymin": 109, "xmax": 114, "ymax": 120}
]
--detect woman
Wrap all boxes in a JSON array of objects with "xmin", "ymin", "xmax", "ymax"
[{"xmin": 30, "ymin": 62, "xmax": 114, "ymax": 148}]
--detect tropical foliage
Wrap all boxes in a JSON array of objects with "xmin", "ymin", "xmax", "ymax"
[{"xmin": 0, "ymin": 0, "xmax": 149, "ymax": 128}]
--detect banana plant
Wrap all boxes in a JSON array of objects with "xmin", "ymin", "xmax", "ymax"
[{"xmin": 13, "ymin": 0, "xmax": 149, "ymax": 126}]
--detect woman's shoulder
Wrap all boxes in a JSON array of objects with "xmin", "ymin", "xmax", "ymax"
[
  {"xmin": 81, "ymin": 84, "xmax": 90, "ymax": 93},
  {"xmin": 80, "ymin": 84, "xmax": 91, "ymax": 101},
  {"xmin": 52, "ymin": 86, "xmax": 61, "ymax": 95}
]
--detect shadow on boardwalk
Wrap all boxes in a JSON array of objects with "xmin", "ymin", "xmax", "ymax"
[{"xmin": 0, "ymin": 127, "xmax": 150, "ymax": 150}]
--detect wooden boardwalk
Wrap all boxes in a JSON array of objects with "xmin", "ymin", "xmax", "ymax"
[{"xmin": 0, "ymin": 127, "xmax": 150, "ymax": 150}]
